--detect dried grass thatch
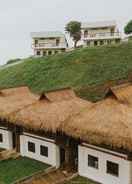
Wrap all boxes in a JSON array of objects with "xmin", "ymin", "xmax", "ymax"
[
  {"xmin": 44, "ymin": 88, "xmax": 76, "ymax": 102},
  {"xmin": 1, "ymin": 84, "xmax": 132, "ymax": 152},
  {"xmin": 62, "ymin": 84, "xmax": 132, "ymax": 151},
  {"xmin": 0, "ymin": 86, "xmax": 38, "ymax": 119},
  {"xmin": 107, "ymin": 83, "xmax": 132, "ymax": 105},
  {"xmin": 8, "ymin": 89, "xmax": 91, "ymax": 132}
]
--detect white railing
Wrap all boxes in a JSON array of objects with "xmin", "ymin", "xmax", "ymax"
[
  {"xmin": 83, "ymin": 32, "xmax": 121, "ymax": 39},
  {"xmin": 32, "ymin": 43, "xmax": 67, "ymax": 49}
]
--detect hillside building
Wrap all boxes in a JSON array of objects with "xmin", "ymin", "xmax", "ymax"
[
  {"xmin": 81, "ymin": 20, "xmax": 122, "ymax": 47},
  {"xmin": 31, "ymin": 31, "xmax": 68, "ymax": 57}
]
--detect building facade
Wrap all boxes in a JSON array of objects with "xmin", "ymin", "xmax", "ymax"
[
  {"xmin": 20, "ymin": 132, "xmax": 60, "ymax": 168},
  {"xmin": 79, "ymin": 143, "xmax": 132, "ymax": 184},
  {"xmin": 0, "ymin": 127, "xmax": 13, "ymax": 150},
  {"xmin": 1, "ymin": 124, "xmax": 132, "ymax": 184},
  {"xmin": 31, "ymin": 31, "xmax": 68, "ymax": 57},
  {"xmin": 81, "ymin": 20, "xmax": 122, "ymax": 47}
]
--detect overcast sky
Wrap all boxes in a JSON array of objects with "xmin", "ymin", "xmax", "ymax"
[{"xmin": 0, "ymin": 0, "xmax": 131, "ymax": 65}]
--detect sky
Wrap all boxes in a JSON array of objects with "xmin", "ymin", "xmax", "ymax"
[{"xmin": 0, "ymin": 0, "xmax": 131, "ymax": 65}]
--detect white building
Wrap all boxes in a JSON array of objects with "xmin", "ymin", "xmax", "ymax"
[
  {"xmin": 79, "ymin": 143, "xmax": 132, "ymax": 184},
  {"xmin": 31, "ymin": 31, "xmax": 68, "ymax": 57},
  {"xmin": 63, "ymin": 83, "xmax": 132, "ymax": 184},
  {"xmin": 81, "ymin": 20, "xmax": 122, "ymax": 47},
  {"xmin": 20, "ymin": 132, "xmax": 60, "ymax": 168},
  {"xmin": 0, "ymin": 127, "xmax": 13, "ymax": 150}
]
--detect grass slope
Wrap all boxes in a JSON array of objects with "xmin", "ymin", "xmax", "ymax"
[
  {"xmin": 0, "ymin": 157, "xmax": 49, "ymax": 184},
  {"xmin": 0, "ymin": 42, "xmax": 132, "ymax": 101}
]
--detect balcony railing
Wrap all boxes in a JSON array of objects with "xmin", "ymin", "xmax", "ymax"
[
  {"xmin": 32, "ymin": 43, "xmax": 67, "ymax": 49},
  {"xmin": 83, "ymin": 32, "xmax": 121, "ymax": 39}
]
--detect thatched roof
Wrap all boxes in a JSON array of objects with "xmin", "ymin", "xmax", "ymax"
[
  {"xmin": 0, "ymin": 86, "xmax": 38, "ymax": 119},
  {"xmin": 62, "ymin": 83, "xmax": 132, "ymax": 151},
  {"xmin": 8, "ymin": 88, "xmax": 91, "ymax": 132},
  {"xmin": 1, "ymin": 84, "xmax": 132, "ymax": 152},
  {"xmin": 108, "ymin": 83, "xmax": 132, "ymax": 104},
  {"xmin": 40, "ymin": 88, "xmax": 76, "ymax": 102}
]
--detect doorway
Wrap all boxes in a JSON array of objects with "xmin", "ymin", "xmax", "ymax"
[
  {"xmin": 60, "ymin": 147, "xmax": 65, "ymax": 165},
  {"xmin": 59, "ymin": 146, "xmax": 78, "ymax": 171},
  {"xmin": 12, "ymin": 131, "xmax": 20, "ymax": 152},
  {"xmin": 94, "ymin": 41, "xmax": 98, "ymax": 46},
  {"xmin": 12, "ymin": 132, "xmax": 16, "ymax": 149}
]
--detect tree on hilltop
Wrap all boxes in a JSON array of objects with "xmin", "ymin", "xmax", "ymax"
[
  {"xmin": 66, "ymin": 21, "xmax": 81, "ymax": 48},
  {"xmin": 124, "ymin": 20, "xmax": 132, "ymax": 35}
]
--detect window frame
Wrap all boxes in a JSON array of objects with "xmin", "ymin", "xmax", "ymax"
[
  {"xmin": 0, "ymin": 133, "xmax": 3, "ymax": 142},
  {"xmin": 36, "ymin": 50, "xmax": 41, "ymax": 56},
  {"xmin": 40, "ymin": 145, "xmax": 48, "ymax": 157},
  {"xmin": 48, "ymin": 50, "xmax": 52, "ymax": 55},
  {"xmin": 88, "ymin": 154, "xmax": 99, "ymax": 169},
  {"xmin": 28, "ymin": 141, "xmax": 35, "ymax": 153},
  {"xmin": 56, "ymin": 39, "xmax": 60, "ymax": 46},
  {"xmin": 43, "ymin": 51, "xmax": 46, "ymax": 56},
  {"xmin": 106, "ymin": 161, "xmax": 119, "ymax": 177},
  {"xmin": 35, "ymin": 39, "xmax": 38, "ymax": 45}
]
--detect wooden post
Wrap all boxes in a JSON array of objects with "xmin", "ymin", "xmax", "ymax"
[
  {"xmin": 15, "ymin": 133, "xmax": 20, "ymax": 152},
  {"xmin": 65, "ymin": 147, "xmax": 71, "ymax": 166},
  {"xmin": 15, "ymin": 126, "xmax": 21, "ymax": 152}
]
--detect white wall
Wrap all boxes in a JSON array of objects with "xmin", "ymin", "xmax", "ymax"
[
  {"xmin": 79, "ymin": 144, "xmax": 132, "ymax": 184},
  {"xmin": 20, "ymin": 133, "xmax": 60, "ymax": 168},
  {"xmin": 0, "ymin": 128, "xmax": 13, "ymax": 150}
]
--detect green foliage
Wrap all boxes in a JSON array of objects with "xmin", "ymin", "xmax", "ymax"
[
  {"xmin": 0, "ymin": 42, "xmax": 132, "ymax": 101},
  {"xmin": 6, "ymin": 58, "xmax": 21, "ymax": 65},
  {"xmin": 0, "ymin": 157, "xmax": 49, "ymax": 184},
  {"xmin": 124, "ymin": 20, "xmax": 132, "ymax": 34},
  {"xmin": 66, "ymin": 21, "xmax": 81, "ymax": 48}
]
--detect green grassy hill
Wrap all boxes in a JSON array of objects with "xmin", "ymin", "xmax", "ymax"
[{"xmin": 0, "ymin": 42, "xmax": 132, "ymax": 101}]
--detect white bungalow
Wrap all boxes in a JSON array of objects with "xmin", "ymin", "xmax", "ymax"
[
  {"xmin": 65, "ymin": 83, "xmax": 132, "ymax": 184},
  {"xmin": 20, "ymin": 132, "xmax": 60, "ymax": 168},
  {"xmin": 31, "ymin": 31, "xmax": 68, "ymax": 57},
  {"xmin": 0, "ymin": 87, "xmax": 90, "ymax": 169},
  {"xmin": 0, "ymin": 127, "xmax": 12, "ymax": 150},
  {"xmin": 78, "ymin": 143, "xmax": 131, "ymax": 184},
  {"xmin": 81, "ymin": 20, "xmax": 122, "ymax": 47},
  {"xmin": 0, "ymin": 86, "xmax": 38, "ymax": 152}
]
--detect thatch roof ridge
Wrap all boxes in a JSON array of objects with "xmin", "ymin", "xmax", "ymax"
[
  {"xmin": 0, "ymin": 86, "xmax": 31, "ymax": 96},
  {"xmin": 62, "ymin": 96, "xmax": 132, "ymax": 151},
  {"xmin": 0, "ymin": 86, "xmax": 39, "ymax": 118},
  {"xmin": 40, "ymin": 87, "xmax": 72, "ymax": 93},
  {"xmin": 0, "ymin": 85, "xmax": 29, "ymax": 91},
  {"xmin": 39, "ymin": 88, "xmax": 77, "ymax": 102},
  {"xmin": 7, "ymin": 95, "xmax": 92, "ymax": 132},
  {"xmin": 105, "ymin": 82, "xmax": 132, "ymax": 104}
]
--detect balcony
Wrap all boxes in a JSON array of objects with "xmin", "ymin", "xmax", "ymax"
[
  {"xmin": 83, "ymin": 32, "xmax": 121, "ymax": 41},
  {"xmin": 32, "ymin": 43, "xmax": 67, "ymax": 49}
]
